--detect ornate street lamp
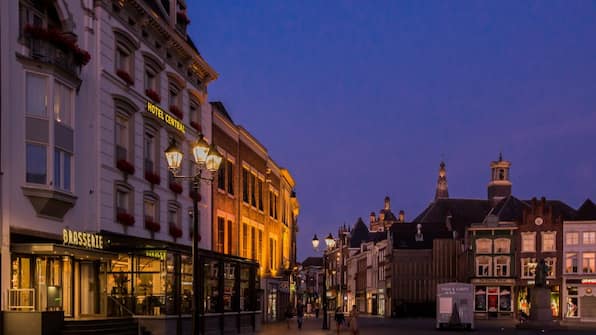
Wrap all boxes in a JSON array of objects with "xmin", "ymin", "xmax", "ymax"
[
  {"xmin": 312, "ymin": 232, "xmax": 335, "ymax": 330},
  {"xmin": 165, "ymin": 135, "xmax": 223, "ymax": 335}
]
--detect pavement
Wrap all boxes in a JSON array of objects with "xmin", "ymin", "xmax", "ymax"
[{"xmin": 257, "ymin": 314, "xmax": 596, "ymax": 335}]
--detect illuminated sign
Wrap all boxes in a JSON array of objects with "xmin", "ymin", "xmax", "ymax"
[
  {"xmin": 146, "ymin": 102, "xmax": 185, "ymax": 134},
  {"xmin": 145, "ymin": 250, "xmax": 167, "ymax": 261},
  {"xmin": 581, "ymin": 279, "xmax": 596, "ymax": 285},
  {"xmin": 63, "ymin": 229, "xmax": 104, "ymax": 249}
]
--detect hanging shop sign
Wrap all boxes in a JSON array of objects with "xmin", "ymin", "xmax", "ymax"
[
  {"xmin": 146, "ymin": 101, "xmax": 185, "ymax": 134},
  {"xmin": 63, "ymin": 229, "xmax": 104, "ymax": 249}
]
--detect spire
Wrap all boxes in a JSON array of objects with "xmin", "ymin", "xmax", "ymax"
[{"xmin": 435, "ymin": 161, "xmax": 449, "ymax": 200}]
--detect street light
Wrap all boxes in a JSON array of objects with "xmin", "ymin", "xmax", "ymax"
[
  {"xmin": 165, "ymin": 135, "xmax": 223, "ymax": 335},
  {"xmin": 312, "ymin": 232, "xmax": 335, "ymax": 330}
]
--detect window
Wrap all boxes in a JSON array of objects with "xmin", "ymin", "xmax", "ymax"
[
  {"xmin": 269, "ymin": 190, "xmax": 278, "ymax": 219},
  {"xmin": 143, "ymin": 194, "xmax": 158, "ymax": 226},
  {"xmin": 168, "ymin": 83, "xmax": 181, "ymax": 109},
  {"xmin": 566, "ymin": 232, "xmax": 579, "ymax": 246},
  {"xmin": 476, "ymin": 256, "xmax": 491, "ymax": 277},
  {"xmin": 53, "ymin": 81, "xmax": 73, "ymax": 126},
  {"xmin": 251, "ymin": 227, "xmax": 256, "ymax": 261},
  {"xmin": 242, "ymin": 167, "xmax": 249, "ymax": 203},
  {"xmin": 115, "ymin": 183, "xmax": 132, "ymax": 214},
  {"xmin": 216, "ymin": 217, "xmax": 225, "ymax": 253},
  {"xmin": 27, "ymin": 143, "xmax": 47, "ymax": 184},
  {"xmin": 227, "ymin": 161, "xmax": 234, "ymax": 195},
  {"xmin": 566, "ymin": 253, "xmax": 578, "ymax": 273},
  {"xmin": 583, "ymin": 252, "xmax": 595, "ymax": 273},
  {"xmin": 521, "ymin": 232, "xmax": 536, "ymax": 252},
  {"xmin": 542, "ymin": 232, "xmax": 556, "ymax": 252},
  {"xmin": 26, "ymin": 73, "xmax": 47, "ymax": 117},
  {"xmin": 476, "ymin": 239, "xmax": 492, "ymax": 254},
  {"xmin": 227, "ymin": 220, "xmax": 233, "ymax": 254},
  {"xmin": 269, "ymin": 238, "xmax": 276, "ymax": 270},
  {"xmin": 257, "ymin": 179, "xmax": 263, "ymax": 211},
  {"xmin": 242, "ymin": 224, "xmax": 248, "ymax": 258},
  {"xmin": 217, "ymin": 162, "xmax": 225, "ymax": 191},
  {"xmin": 494, "ymin": 238, "xmax": 510, "ymax": 254},
  {"xmin": 54, "ymin": 149, "xmax": 72, "ymax": 191},
  {"xmin": 143, "ymin": 128, "xmax": 158, "ymax": 173},
  {"xmin": 494, "ymin": 256, "xmax": 510, "ymax": 277},
  {"xmin": 545, "ymin": 258, "xmax": 556, "ymax": 278},
  {"xmin": 521, "ymin": 258, "xmax": 536, "ymax": 279},
  {"xmin": 257, "ymin": 230, "xmax": 263, "ymax": 264},
  {"xmin": 281, "ymin": 197, "xmax": 286, "ymax": 224},
  {"xmin": 189, "ymin": 98, "xmax": 201, "ymax": 125},
  {"xmin": 250, "ymin": 173, "xmax": 256, "ymax": 207},
  {"xmin": 114, "ymin": 30, "xmax": 136, "ymax": 77},
  {"xmin": 168, "ymin": 203, "xmax": 180, "ymax": 228},
  {"xmin": 583, "ymin": 232, "xmax": 596, "ymax": 245},
  {"xmin": 143, "ymin": 55, "xmax": 162, "ymax": 93}
]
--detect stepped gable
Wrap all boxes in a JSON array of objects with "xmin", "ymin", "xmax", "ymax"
[{"xmin": 575, "ymin": 199, "xmax": 596, "ymax": 220}]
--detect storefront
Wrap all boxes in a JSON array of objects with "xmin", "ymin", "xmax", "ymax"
[
  {"xmin": 471, "ymin": 279, "xmax": 515, "ymax": 319},
  {"xmin": 516, "ymin": 281, "xmax": 561, "ymax": 319},
  {"xmin": 563, "ymin": 278, "xmax": 596, "ymax": 321}
]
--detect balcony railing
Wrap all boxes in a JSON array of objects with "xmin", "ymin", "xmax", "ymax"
[
  {"xmin": 28, "ymin": 38, "xmax": 81, "ymax": 76},
  {"xmin": 8, "ymin": 288, "xmax": 35, "ymax": 311}
]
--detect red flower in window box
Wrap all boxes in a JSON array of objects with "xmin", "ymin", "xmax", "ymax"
[
  {"xmin": 169, "ymin": 225, "xmax": 183, "ymax": 239},
  {"xmin": 145, "ymin": 171, "xmax": 161, "ymax": 185},
  {"xmin": 145, "ymin": 218, "xmax": 161, "ymax": 232},
  {"xmin": 116, "ymin": 212, "xmax": 135, "ymax": 226},
  {"xmin": 189, "ymin": 189, "xmax": 201, "ymax": 202},
  {"xmin": 169, "ymin": 181, "xmax": 183, "ymax": 194},
  {"xmin": 74, "ymin": 48, "xmax": 91, "ymax": 66},
  {"xmin": 176, "ymin": 12, "xmax": 191, "ymax": 25},
  {"xmin": 145, "ymin": 89, "xmax": 161, "ymax": 103},
  {"xmin": 190, "ymin": 121, "xmax": 201, "ymax": 132},
  {"xmin": 24, "ymin": 24, "xmax": 91, "ymax": 66},
  {"xmin": 116, "ymin": 159, "xmax": 135, "ymax": 175},
  {"xmin": 170, "ymin": 105, "xmax": 183, "ymax": 119},
  {"xmin": 116, "ymin": 69, "xmax": 134, "ymax": 86}
]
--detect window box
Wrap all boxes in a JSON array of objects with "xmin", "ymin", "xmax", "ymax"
[
  {"xmin": 190, "ymin": 121, "xmax": 201, "ymax": 132},
  {"xmin": 176, "ymin": 12, "xmax": 191, "ymax": 25},
  {"xmin": 145, "ymin": 88, "xmax": 161, "ymax": 103},
  {"xmin": 145, "ymin": 171, "xmax": 161, "ymax": 185},
  {"xmin": 116, "ymin": 69, "xmax": 134, "ymax": 86},
  {"xmin": 169, "ymin": 181, "xmax": 183, "ymax": 194},
  {"xmin": 170, "ymin": 105, "xmax": 183, "ymax": 119},
  {"xmin": 145, "ymin": 218, "xmax": 161, "ymax": 232},
  {"xmin": 116, "ymin": 159, "xmax": 135, "ymax": 175},
  {"xmin": 169, "ymin": 225, "xmax": 183, "ymax": 239},
  {"xmin": 116, "ymin": 212, "xmax": 135, "ymax": 226},
  {"xmin": 24, "ymin": 25, "xmax": 91, "ymax": 66}
]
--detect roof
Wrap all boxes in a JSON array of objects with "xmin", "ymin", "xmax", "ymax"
[
  {"xmin": 210, "ymin": 101, "xmax": 235, "ymax": 123},
  {"xmin": 492, "ymin": 196, "xmax": 529, "ymax": 221},
  {"xmin": 350, "ymin": 218, "xmax": 369, "ymax": 248},
  {"xmin": 413, "ymin": 198, "xmax": 492, "ymax": 237},
  {"xmin": 301, "ymin": 257, "xmax": 323, "ymax": 267},
  {"xmin": 390, "ymin": 222, "xmax": 452, "ymax": 249},
  {"xmin": 574, "ymin": 199, "xmax": 596, "ymax": 220}
]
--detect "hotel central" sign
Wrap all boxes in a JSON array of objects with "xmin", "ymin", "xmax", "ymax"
[{"xmin": 146, "ymin": 101, "xmax": 186, "ymax": 134}]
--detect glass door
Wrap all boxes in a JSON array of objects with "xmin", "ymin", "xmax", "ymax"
[{"xmin": 80, "ymin": 261, "xmax": 100, "ymax": 315}]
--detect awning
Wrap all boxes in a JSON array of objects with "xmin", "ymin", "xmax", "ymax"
[{"xmin": 12, "ymin": 243, "xmax": 120, "ymax": 260}]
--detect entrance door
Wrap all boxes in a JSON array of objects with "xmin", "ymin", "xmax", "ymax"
[
  {"xmin": 371, "ymin": 294, "xmax": 378, "ymax": 315},
  {"xmin": 80, "ymin": 262, "xmax": 100, "ymax": 315}
]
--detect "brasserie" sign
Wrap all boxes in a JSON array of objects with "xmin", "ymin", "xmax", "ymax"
[{"xmin": 63, "ymin": 229, "xmax": 104, "ymax": 249}]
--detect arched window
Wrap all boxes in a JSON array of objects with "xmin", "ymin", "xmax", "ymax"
[{"xmin": 113, "ymin": 29, "xmax": 139, "ymax": 82}]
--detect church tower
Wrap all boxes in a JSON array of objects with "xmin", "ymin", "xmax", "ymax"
[
  {"xmin": 434, "ymin": 161, "xmax": 449, "ymax": 200},
  {"xmin": 487, "ymin": 153, "xmax": 512, "ymax": 202}
]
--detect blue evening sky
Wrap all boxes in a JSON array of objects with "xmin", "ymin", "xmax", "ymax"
[{"xmin": 188, "ymin": 1, "xmax": 596, "ymax": 260}]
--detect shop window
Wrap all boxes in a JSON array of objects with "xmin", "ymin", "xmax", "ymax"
[
  {"xmin": 583, "ymin": 232, "xmax": 596, "ymax": 245},
  {"xmin": 542, "ymin": 232, "xmax": 556, "ymax": 252},
  {"xmin": 566, "ymin": 253, "xmax": 578, "ymax": 273},
  {"xmin": 133, "ymin": 254, "xmax": 166, "ymax": 315},
  {"xmin": 240, "ymin": 266, "xmax": 250, "ymax": 311},
  {"xmin": 474, "ymin": 286, "xmax": 487, "ymax": 312},
  {"xmin": 476, "ymin": 256, "xmax": 491, "ymax": 277},
  {"xmin": 545, "ymin": 257, "xmax": 556, "ymax": 278},
  {"xmin": 494, "ymin": 238, "xmax": 510, "ymax": 254},
  {"xmin": 476, "ymin": 238, "xmax": 492, "ymax": 254},
  {"xmin": 223, "ymin": 263, "xmax": 236, "ymax": 312},
  {"xmin": 181, "ymin": 255, "xmax": 192, "ymax": 313},
  {"xmin": 583, "ymin": 252, "xmax": 595, "ymax": 273},
  {"xmin": 566, "ymin": 232, "xmax": 579, "ymax": 246},
  {"xmin": 499, "ymin": 287, "xmax": 512, "ymax": 312},
  {"xmin": 521, "ymin": 257, "xmax": 536, "ymax": 279},
  {"xmin": 521, "ymin": 232, "xmax": 536, "ymax": 252},
  {"xmin": 566, "ymin": 286, "xmax": 579, "ymax": 318},
  {"xmin": 204, "ymin": 259, "xmax": 219, "ymax": 313}
]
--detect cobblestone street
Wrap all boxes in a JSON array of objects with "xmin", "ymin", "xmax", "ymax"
[{"xmin": 258, "ymin": 315, "xmax": 596, "ymax": 335}]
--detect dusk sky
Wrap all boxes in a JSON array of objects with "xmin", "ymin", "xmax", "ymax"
[{"xmin": 188, "ymin": 1, "xmax": 596, "ymax": 260}]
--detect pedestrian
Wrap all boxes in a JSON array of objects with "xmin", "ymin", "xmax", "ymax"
[
  {"xmin": 285, "ymin": 305, "xmax": 294, "ymax": 329},
  {"xmin": 334, "ymin": 307, "xmax": 345, "ymax": 335},
  {"xmin": 296, "ymin": 300, "xmax": 305, "ymax": 330},
  {"xmin": 348, "ymin": 305, "xmax": 359, "ymax": 335}
]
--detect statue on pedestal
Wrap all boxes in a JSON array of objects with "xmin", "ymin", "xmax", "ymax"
[{"xmin": 534, "ymin": 259, "xmax": 549, "ymax": 288}]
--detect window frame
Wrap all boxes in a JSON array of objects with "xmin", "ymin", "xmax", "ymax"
[
  {"xmin": 541, "ymin": 231, "xmax": 557, "ymax": 252},
  {"xmin": 521, "ymin": 232, "xmax": 536, "ymax": 253}
]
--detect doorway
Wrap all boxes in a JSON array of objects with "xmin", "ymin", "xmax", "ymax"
[{"xmin": 80, "ymin": 261, "xmax": 100, "ymax": 316}]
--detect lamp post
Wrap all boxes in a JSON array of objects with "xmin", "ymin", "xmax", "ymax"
[
  {"xmin": 312, "ymin": 233, "xmax": 335, "ymax": 330},
  {"xmin": 164, "ymin": 135, "xmax": 223, "ymax": 335}
]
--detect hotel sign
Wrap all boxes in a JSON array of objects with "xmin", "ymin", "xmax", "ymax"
[
  {"xmin": 146, "ymin": 101, "xmax": 185, "ymax": 134},
  {"xmin": 63, "ymin": 229, "xmax": 104, "ymax": 249}
]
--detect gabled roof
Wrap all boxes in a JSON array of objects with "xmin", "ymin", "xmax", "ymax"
[
  {"xmin": 413, "ymin": 198, "xmax": 492, "ymax": 237},
  {"xmin": 390, "ymin": 222, "xmax": 452, "ymax": 249},
  {"xmin": 210, "ymin": 101, "xmax": 235, "ymax": 123},
  {"xmin": 522, "ymin": 199, "xmax": 577, "ymax": 220},
  {"xmin": 574, "ymin": 199, "xmax": 596, "ymax": 221},
  {"xmin": 492, "ymin": 195, "xmax": 530, "ymax": 222},
  {"xmin": 350, "ymin": 218, "xmax": 370, "ymax": 248}
]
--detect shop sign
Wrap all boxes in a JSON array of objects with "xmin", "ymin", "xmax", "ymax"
[
  {"xmin": 63, "ymin": 229, "xmax": 103, "ymax": 249},
  {"xmin": 145, "ymin": 250, "xmax": 167, "ymax": 261},
  {"xmin": 146, "ymin": 101, "xmax": 185, "ymax": 134},
  {"xmin": 581, "ymin": 279, "xmax": 596, "ymax": 285},
  {"xmin": 472, "ymin": 278, "xmax": 515, "ymax": 285}
]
